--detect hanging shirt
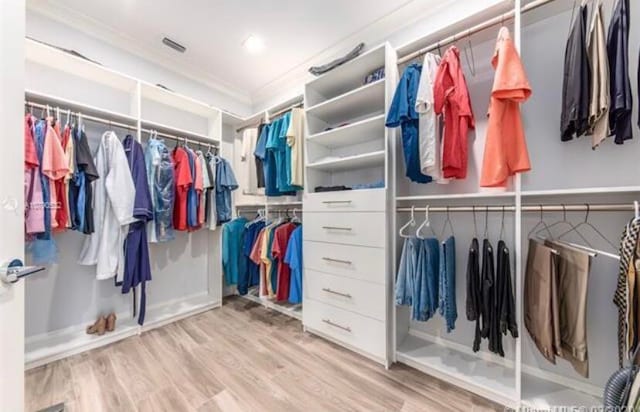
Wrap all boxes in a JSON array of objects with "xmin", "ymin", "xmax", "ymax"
[
  {"xmin": 215, "ymin": 157, "xmax": 239, "ymax": 224},
  {"xmin": 241, "ymin": 128, "xmax": 259, "ymax": 195},
  {"xmin": 261, "ymin": 224, "xmax": 277, "ymax": 298},
  {"xmin": 205, "ymin": 153, "xmax": 218, "ymax": 230},
  {"xmin": 61, "ymin": 124, "xmax": 74, "ymax": 228},
  {"xmin": 480, "ymin": 27, "xmax": 532, "ymax": 188},
  {"xmin": 416, "ymin": 53, "xmax": 448, "ymax": 184},
  {"xmin": 185, "ymin": 147, "xmax": 199, "ymax": 229},
  {"xmin": 466, "ymin": 238, "xmax": 482, "ymax": 352},
  {"xmin": 222, "ymin": 217, "xmax": 248, "ymax": 286},
  {"xmin": 240, "ymin": 220, "xmax": 266, "ymax": 295},
  {"xmin": 172, "ymin": 146, "xmax": 192, "ymax": 231},
  {"xmin": 607, "ymin": 0, "xmax": 633, "ymax": 144},
  {"xmin": 121, "ymin": 135, "xmax": 153, "ymax": 326},
  {"xmin": 272, "ymin": 222, "xmax": 298, "ymax": 302},
  {"xmin": 286, "ymin": 109, "xmax": 305, "ymax": 188},
  {"xmin": 284, "ymin": 225, "xmax": 303, "ymax": 304},
  {"xmin": 586, "ymin": 2, "xmax": 610, "ymax": 149},
  {"xmin": 78, "ymin": 131, "xmax": 136, "ymax": 281},
  {"xmin": 72, "ymin": 125, "xmax": 100, "ymax": 235},
  {"xmin": 254, "ymin": 123, "xmax": 267, "ymax": 189},
  {"xmin": 194, "ymin": 150, "xmax": 205, "ymax": 228},
  {"xmin": 386, "ymin": 63, "xmax": 432, "ymax": 184},
  {"xmin": 199, "ymin": 151, "xmax": 213, "ymax": 226},
  {"xmin": 250, "ymin": 227, "xmax": 268, "ymax": 297},
  {"xmin": 25, "ymin": 115, "xmax": 44, "ymax": 235},
  {"xmin": 42, "ymin": 117, "xmax": 69, "ymax": 231},
  {"xmin": 561, "ymin": 3, "xmax": 590, "ymax": 141},
  {"xmin": 434, "ymin": 47, "xmax": 475, "ymax": 180}
]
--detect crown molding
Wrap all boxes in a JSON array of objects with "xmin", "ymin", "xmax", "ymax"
[{"xmin": 26, "ymin": 0, "xmax": 252, "ymax": 105}]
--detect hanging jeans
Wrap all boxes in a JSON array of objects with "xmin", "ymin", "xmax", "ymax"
[
  {"xmin": 439, "ymin": 236, "xmax": 457, "ymax": 332},
  {"xmin": 396, "ymin": 238, "xmax": 419, "ymax": 306},
  {"xmin": 414, "ymin": 238, "xmax": 439, "ymax": 321}
]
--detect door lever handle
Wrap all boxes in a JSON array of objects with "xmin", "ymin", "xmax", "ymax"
[{"xmin": 0, "ymin": 259, "xmax": 45, "ymax": 284}]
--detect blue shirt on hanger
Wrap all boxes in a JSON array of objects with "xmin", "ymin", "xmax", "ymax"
[
  {"xmin": 222, "ymin": 217, "xmax": 248, "ymax": 286},
  {"xmin": 284, "ymin": 225, "xmax": 303, "ymax": 304},
  {"xmin": 215, "ymin": 157, "xmax": 239, "ymax": 224},
  {"xmin": 386, "ymin": 63, "xmax": 432, "ymax": 184}
]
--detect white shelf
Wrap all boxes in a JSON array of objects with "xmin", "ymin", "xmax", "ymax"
[
  {"xmin": 306, "ymin": 150, "xmax": 385, "ymax": 172},
  {"xmin": 307, "ymin": 114, "xmax": 385, "ymax": 148},
  {"xmin": 239, "ymin": 289, "xmax": 302, "ymax": 320},
  {"xmin": 522, "ymin": 186, "xmax": 640, "ymax": 197},
  {"xmin": 141, "ymin": 294, "xmax": 221, "ymax": 333},
  {"xmin": 305, "ymin": 79, "xmax": 385, "ymax": 125},
  {"xmin": 522, "ymin": 374, "xmax": 602, "ymax": 409},
  {"xmin": 396, "ymin": 334, "xmax": 518, "ymax": 408},
  {"xmin": 396, "ymin": 192, "xmax": 516, "ymax": 201},
  {"xmin": 26, "ymin": 38, "xmax": 138, "ymax": 92},
  {"xmin": 25, "ymin": 89, "xmax": 138, "ymax": 125},
  {"xmin": 141, "ymin": 118, "xmax": 218, "ymax": 144},
  {"xmin": 221, "ymin": 110, "xmax": 245, "ymax": 127},
  {"xmin": 141, "ymin": 82, "xmax": 216, "ymax": 118},
  {"xmin": 306, "ymin": 44, "xmax": 386, "ymax": 106}
]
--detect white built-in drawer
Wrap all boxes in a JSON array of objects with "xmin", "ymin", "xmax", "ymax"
[
  {"xmin": 304, "ymin": 241, "xmax": 385, "ymax": 284},
  {"xmin": 303, "ymin": 189, "xmax": 386, "ymax": 212},
  {"xmin": 303, "ymin": 212, "xmax": 386, "ymax": 248},
  {"xmin": 305, "ymin": 269, "xmax": 385, "ymax": 321},
  {"xmin": 304, "ymin": 298, "xmax": 386, "ymax": 359}
]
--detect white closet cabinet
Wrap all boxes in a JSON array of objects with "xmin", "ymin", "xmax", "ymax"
[{"xmin": 302, "ymin": 43, "xmax": 396, "ymax": 365}]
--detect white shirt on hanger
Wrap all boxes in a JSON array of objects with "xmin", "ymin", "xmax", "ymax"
[
  {"xmin": 241, "ymin": 128, "xmax": 259, "ymax": 195},
  {"xmin": 286, "ymin": 108, "xmax": 305, "ymax": 188}
]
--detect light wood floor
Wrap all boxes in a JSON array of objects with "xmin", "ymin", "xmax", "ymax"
[{"xmin": 26, "ymin": 297, "xmax": 501, "ymax": 412}]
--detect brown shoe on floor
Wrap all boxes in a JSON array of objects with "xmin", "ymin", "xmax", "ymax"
[
  {"xmin": 86, "ymin": 316, "xmax": 107, "ymax": 336},
  {"xmin": 106, "ymin": 313, "xmax": 117, "ymax": 332}
]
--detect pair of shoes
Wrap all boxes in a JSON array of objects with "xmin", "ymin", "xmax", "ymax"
[{"xmin": 86, "ymin": 313, "xmax": 117, "ymax": 336}]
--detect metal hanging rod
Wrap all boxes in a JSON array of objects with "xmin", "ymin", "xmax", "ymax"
[
  {"xmin": 25, "ymin": 100, "xmax": 136, "ymax": 130},
  {"xmin": 397, "ymin": 203, "xmax": 636, "ymax": 213},
  {"xmin": 397, "ymin": 0, "xmax": 556, "ymax": 65},
  {"xmin": 140, "ymin": 128, "xmax": 219, "ymax": 148},
  {"xmin": 235, "ymin": 100, "xmax": 304, "ymax": 133}
]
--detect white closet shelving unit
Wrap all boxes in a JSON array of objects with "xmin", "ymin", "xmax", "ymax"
[
  {"xmin": 23, "ymin": 38, "xmax": 241, "ymax": 369},
  {"xmin": 226, "ymin": 96, "xmax": 305, "ymax": 318},
  {"xmin": 388, "ymin": 0, "xmax": 640, "ymax": 409},
  {"xmin": 301, "ymin": 43, "xmax": 396, "ymax": 365}
]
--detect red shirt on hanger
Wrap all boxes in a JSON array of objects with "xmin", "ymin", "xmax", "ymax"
[
  {"xmin": 434, "ymin": 46, "xmax": 475, "ymax": 180},
  {"xmin": 271, "ymin": 222, "xmax": 297, "ymax": 302},
  {"xmin": 172, "ymin": 146, "xmax": 192, "ymax": 231}
]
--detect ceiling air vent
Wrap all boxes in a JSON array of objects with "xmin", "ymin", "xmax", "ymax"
[{"xmin": 162, "ymin": 37, "xmax": 186, "ymax": 53}]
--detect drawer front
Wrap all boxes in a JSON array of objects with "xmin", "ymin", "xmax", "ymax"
[
  {"xmin": 303, "ymin": 189, "xmax": 386, "ymax": 212},
  {"xmin": 305, "ymin": 269, "xmax": 386, "ymax": 321},
  {"xmin": 304, "ymin": 241, "xmax": 386, "ymax": 284},
  {"xmin": 303, "ymin": 212, "xmax": 386, "ymax": 248},
  {"xmin": 304, "ymin": 298, "xmax": 386, "ymax": 359}
]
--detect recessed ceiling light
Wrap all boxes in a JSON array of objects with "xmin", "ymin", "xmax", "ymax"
[{"xmin": 243, "ymin": 35, "xmax": 264, "ymax": 54}]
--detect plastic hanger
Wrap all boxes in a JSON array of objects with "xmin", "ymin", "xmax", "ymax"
[
  {"xmin": 440, "ymin": 206, "xmax": 455, "ymax": 239},
  {"xmin": 399, "ymin": 206, "xmax": 417, "ymax": 238},
  {"xmin": 292, "ymin": 208, "xmax": 301, "ymax": 223},
  {"xmin": 416, "ymin": 205, "xmax": 437, "ymax": 239}
]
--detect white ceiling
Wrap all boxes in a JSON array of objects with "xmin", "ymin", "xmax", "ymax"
[{"xmin": 31, "ymin": 0, "xmax": 418, "ymax": 100}]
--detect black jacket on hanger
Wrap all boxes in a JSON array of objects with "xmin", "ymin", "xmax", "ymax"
[
  {"xmin": 497, "ymin": 240, "xmax": 519, "ymax": 339},
  {"xmin": 480, "ymin": 239, "xmax": 495, "ymax": 342},
  {"xmin": 466, "ymin": 238, "xmax": 482, "ymax": 352},
  {"xmin": 607, "ymin": 0, "xmax": 633, "ymax": 144},
  {"xmin": 561, "ymin": 3, "xmax": 590, "ymax": 141}
]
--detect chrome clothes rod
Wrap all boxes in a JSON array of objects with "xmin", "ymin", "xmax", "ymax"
[
  {"xmin": 397, "ymin": 0, "xmax": 557, "ymax": 65},
  {"xmin": 396, "ymin": 204, "xmax": 635, "ymax": 213},
  {"xmin": 235, "ymin": 100, "xmax": 304, "ymax": 133},
  {"xmin": 26, "ymin": 100, "xmax": 219, "ymax": 147}
]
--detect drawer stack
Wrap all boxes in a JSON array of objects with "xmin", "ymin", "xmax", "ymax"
[{"xmin": 302, "ymin": 189, "xmax": 388, "ymax": 363}]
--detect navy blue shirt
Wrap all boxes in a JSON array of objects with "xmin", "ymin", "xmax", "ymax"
[{"xmin": 386, "ymin": 64, "xmax": 432, "ymax": 184}]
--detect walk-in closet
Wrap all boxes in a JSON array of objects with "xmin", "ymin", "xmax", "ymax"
[{"xmin": 1, "ymin": 0, "xmax": 639, "ymax": 411}]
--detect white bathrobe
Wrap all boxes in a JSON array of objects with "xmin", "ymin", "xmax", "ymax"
[{"xmin": 78, "ymin": 131, "xmax": 136, "ymax": 281}]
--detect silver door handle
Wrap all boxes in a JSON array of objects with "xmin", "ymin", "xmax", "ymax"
[
  {"xmin": 0, "ymin": 260, "xmax": 45, "ymax": 284},
  {"xmin": 322, "ymin": 288, "xmax": 352, "ymax": 298},
  {"xmin": 322, "ymin": 318, "xmax": 352, "ymax": 332},
  {"xmin": 321, "ymin": 257, "xmax": 352, "ymax": 265},
  {"xmin": 322, "ymin": 200, "xmax": 352, "ymax": 204},
  {"xmin": 321, "ymin": 226, "xmax": 352, "ymax": 231}
]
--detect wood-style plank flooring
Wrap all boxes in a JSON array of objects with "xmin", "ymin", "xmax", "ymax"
[{"xmin": 26, "ymin": 297, "xmax": 501, "ymax": 412}]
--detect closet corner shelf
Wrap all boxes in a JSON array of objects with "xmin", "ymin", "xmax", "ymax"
[
  {"xmin": 396, "ymin": 333, "xmax": 518, "ymax": 408},
  {"xmin": 306, "ymin": 114, "xmax": 386, "ymax": 148},
  {"xmin": 141, "ymin": 119, "xmax": 219, "ymax": 144},
  {"xmin": 305, "ymin": 79, "xmax": 385, "ymax": 125},
  {"xmin": 25, "ymin": 89, "xmax": 138, "ymax": 125},
  {"xmin": 395, "ymin": 191, "xmax": 516, "ymax": 201},
  {"xmin": 26, "ymin": 38, "xmax": 138, "ymax": 92},
  {"xmin": 521, "ymin": 186, "xmax": 640, "ymax": 197},
  {"xmin": 140, "ymin": 82, "xmax": 216, "ymax": 118},
  {"xmin": 306, "ymin": 150, "xmax": 386, "ymax": 172}
]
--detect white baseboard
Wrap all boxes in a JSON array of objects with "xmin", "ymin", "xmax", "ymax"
[{"xmin": 25, "ymin": 294, "xmax": 221, "ymax": 370}]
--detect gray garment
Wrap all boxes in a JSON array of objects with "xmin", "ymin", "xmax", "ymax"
[{"xmin": 309, "ymin": 43, "xmax": 365, "ymax": 76}]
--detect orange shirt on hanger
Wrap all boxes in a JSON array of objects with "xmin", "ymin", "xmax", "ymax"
[{"xmin": 480, "ymin": 27, "xmax": 532, "ymax": 188}]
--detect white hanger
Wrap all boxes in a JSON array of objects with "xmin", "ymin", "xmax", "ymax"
[
  {"xmin": 399, "ymin": 206, "xmax": 417, "ymax": 238},
  {"xmin": 634, "ymin": 200, "xmax": 639, "ymax": 220},
  {"xmin": 416, "ymin": 205, "xmax": 437, "ymax": 239}
]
